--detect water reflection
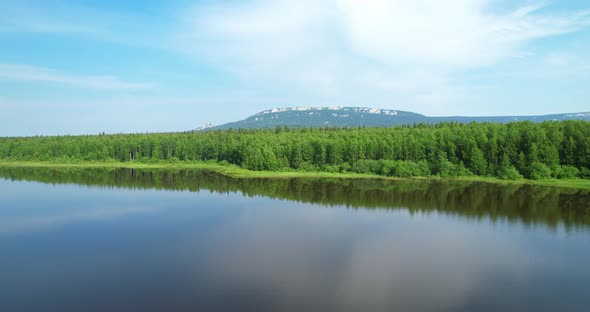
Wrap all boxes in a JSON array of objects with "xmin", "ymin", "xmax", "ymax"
[
  {"xmin": 1, "ymin": 166, "xmax": 589, "ymax": 229},
  {"xmin": 1, "ymin": 167, "xmax": 590, "ymax": 311}
]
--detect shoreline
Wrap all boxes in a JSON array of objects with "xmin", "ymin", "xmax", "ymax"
[{"xmin": 1, "ymin": 161, "xmax": 589, "ymax": 190}]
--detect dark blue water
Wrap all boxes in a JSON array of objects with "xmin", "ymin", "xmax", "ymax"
[{"xmin": 1, "ymin": 169, "xmax": 590, "ymax": 312}]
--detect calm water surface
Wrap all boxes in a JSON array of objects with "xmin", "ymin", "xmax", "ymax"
[{"xmin": 1, "ymin": 167, "xmax": 589, "ymax": 312}]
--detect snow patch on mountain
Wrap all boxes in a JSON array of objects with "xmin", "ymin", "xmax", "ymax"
[
  {"xmin": 194, "ymin": 123, "xmax": 213, "ymax": 131},
  {"xmin": 197, "ymin": 106, "xmax": 590, "ymax": 131},
  {"xmin": 566, "ymin": 112, "xmax": 590, "ymax": 117},
  {"xmin": 255, "ymin": 106, "xmax": 399, "ymax": 116}
]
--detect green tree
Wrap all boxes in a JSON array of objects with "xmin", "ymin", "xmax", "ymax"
[{"xmin": 469, "ymin": 147, "xmax": 488, "ymax": 176}]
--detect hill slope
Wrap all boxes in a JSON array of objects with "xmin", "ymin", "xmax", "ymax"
[{"xmin": 204, "ymin": 107, "xmax": 590, "ymax": 130}]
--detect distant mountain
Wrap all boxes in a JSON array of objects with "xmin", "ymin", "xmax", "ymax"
[
  {"xmin": 201, "ymin": 107, "xmax": 590, "ymax": 130},
  {"xmin": 194, "ymin": 123, "xmax": 214, "ymax": 131}
]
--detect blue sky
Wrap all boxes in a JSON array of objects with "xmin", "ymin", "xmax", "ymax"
[{"xmin": 1, "ymin": 0, "xmax": 589, "ymax": 136}]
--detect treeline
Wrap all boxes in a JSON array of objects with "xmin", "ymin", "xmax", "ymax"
[{"xmin": 1, "ymin": 121, "xmax": 589, "ymax": 180}]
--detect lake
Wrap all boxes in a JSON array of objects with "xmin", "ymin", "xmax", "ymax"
[{"xmin": 1, "ymin": 167, "xmax": 589, "ymax": 312}]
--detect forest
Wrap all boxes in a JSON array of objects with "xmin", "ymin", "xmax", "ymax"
[{"xmin": 1, "ymin": 120, "xmax": 589, "ymax": 180}]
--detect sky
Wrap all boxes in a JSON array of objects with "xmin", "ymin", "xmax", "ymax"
[{"xmin": 1, "ymin": 0, "xmax": 589, "ymax": 136}]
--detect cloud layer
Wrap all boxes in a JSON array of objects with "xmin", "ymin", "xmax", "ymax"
[
  {"xmin": 181, "ymin": 0, "xmax": 590, "ymax": 106},
  {"xmin": 188, "ymin": 0, "xmax": 590, "ymax": 67},
  {"xmin": 0, "ymin": 64, "xmax": 155, "ymax": 90},
  {"xmin": 0, "ymin": 1, "xmax": 589, "ymax": 135}
]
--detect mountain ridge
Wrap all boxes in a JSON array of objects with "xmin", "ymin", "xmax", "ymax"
[{"xmin": 200, "ymin": 106, "xmax": 590, "ymax": 130}]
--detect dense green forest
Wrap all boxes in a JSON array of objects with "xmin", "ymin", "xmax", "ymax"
[{"xmin": 1, "ymin": 121, "xmax": 589, "ymax": 180}]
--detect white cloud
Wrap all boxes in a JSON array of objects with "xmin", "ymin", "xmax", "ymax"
[
  {"xmin": 1, "ymin": 0, "xmax": 589, "ymax": 118},
  {"xmin": 188, "ymin": 0, "xmax": 590, "ymax": 67},
  {"xmin": 178, "ymin": 0, "xmax": 590, "ymax": 111},
  {"xmin": 338, "ymin": 1, "xmax": 590, "ymax": 67},
  {"xmin": 0, "ymin": 64, "xmax": 156, "ymax": 90}
]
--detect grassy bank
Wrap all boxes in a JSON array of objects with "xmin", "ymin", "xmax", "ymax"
[{"xmin": 1, "ymin": 160, "xmax": 590, "ymax": 190}]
